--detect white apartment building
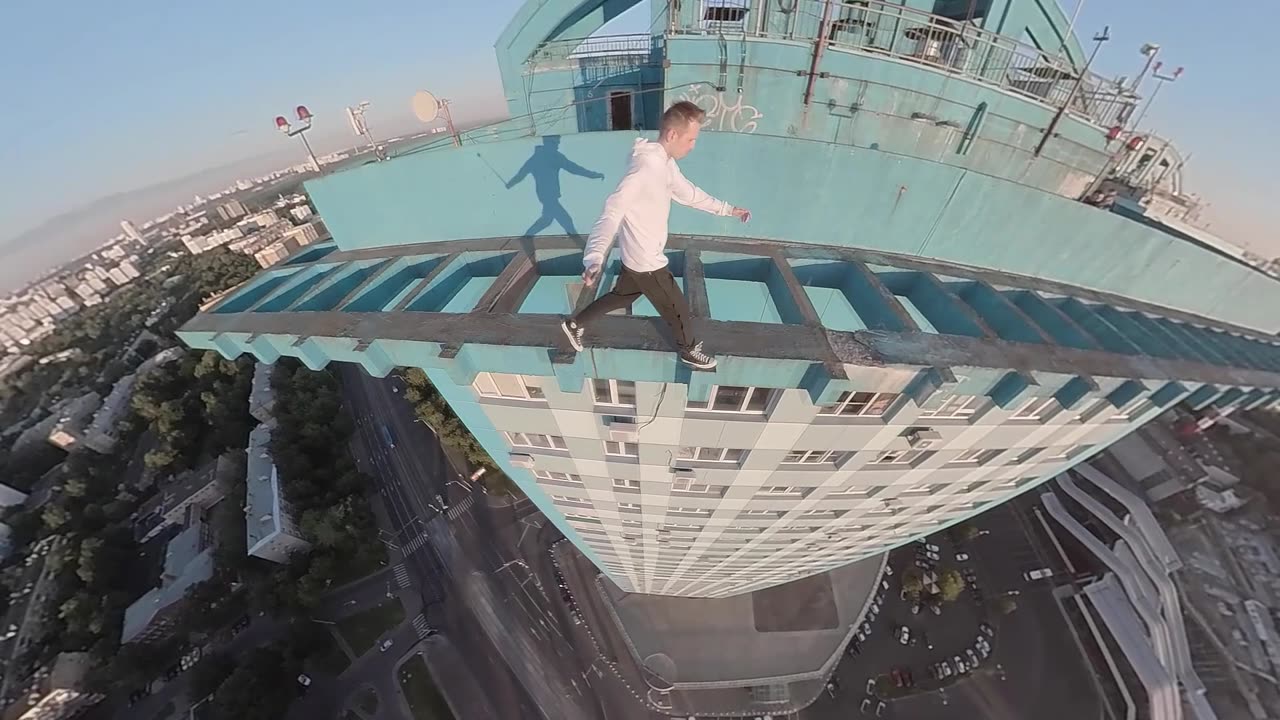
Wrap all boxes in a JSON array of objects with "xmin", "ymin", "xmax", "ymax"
[
  {"xmin": 476, "ymin": 374, "xmax": 1167, "ymax": 598},
  {"xmin": 245, "ymin": 423, "xmax": 310, "ymax": 563}
]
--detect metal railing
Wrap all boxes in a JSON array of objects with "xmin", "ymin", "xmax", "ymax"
[
  {"xmin": 529, "ymin": 33, "xmax": 661, "ymax": 63},
  {"xmin": 674, "ymin": 0, "xmax": 1137, "ymax": 128}
]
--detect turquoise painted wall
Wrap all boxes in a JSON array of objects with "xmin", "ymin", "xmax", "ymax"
[
  {"xmin": 664, "ymin": 36, "xmax": 1110, "ymax": 197},
  {"xmin": 306, "ymin": 130, "xmax": 1280, "ymax": 334}
]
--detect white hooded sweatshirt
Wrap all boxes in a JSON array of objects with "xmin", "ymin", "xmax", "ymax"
[{"xmin": 582, "ymin": 138, "xmax": 734, "ymax": 274}]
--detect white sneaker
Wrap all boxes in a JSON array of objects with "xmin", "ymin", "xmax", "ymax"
[
  {"xmin": 679, "ymin": 342, "xmax": 717, "ymax": 370},
  {"xmin": 561, "ymin": 319, "xmax": 584, "ymax": 352}
]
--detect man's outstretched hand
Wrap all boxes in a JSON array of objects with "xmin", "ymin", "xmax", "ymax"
[
  {"xmin": 731, "ymin": 206, "xmax": 752, "ymax": 223},
  {"xmin": 582, "ymin": 264, "xmax": 602, "ymax": 288}
]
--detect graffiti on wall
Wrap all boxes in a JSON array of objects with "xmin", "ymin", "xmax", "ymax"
[{"xmin": 675, "ymin": 84, "xmax": 763, "ymax": 134}]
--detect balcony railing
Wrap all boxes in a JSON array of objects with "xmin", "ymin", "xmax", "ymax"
[
  {"xmin": 673, "ymin": 0, "xmax": 1136, "ymax": 128},
  {"xmin": 529, "ymin": 33, "xmax": 661, "ymax": 64}
]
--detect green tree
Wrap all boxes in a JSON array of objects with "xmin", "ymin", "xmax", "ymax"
[
  {"xmin": 211, "ymin": 646, "xmax": 298, "ymax": 720},
  {"xmin": 41, "ymin": 504, "xmax": 70, "ymax": 530},
  {"xmin": 937, "ymin": 568, "xmax": 966, "ymax": 603},
  {"xmin": 900, "ymin": 568, "xmax": 924, "ymax": 599},
  {"xmin": 997, "ymin": 596, "xmax": 1018, "ymax": 615}
]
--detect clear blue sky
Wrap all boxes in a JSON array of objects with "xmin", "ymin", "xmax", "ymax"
[{"xmin": 0, "ymin": 0, "xmax": 1274, "ymax": 255}]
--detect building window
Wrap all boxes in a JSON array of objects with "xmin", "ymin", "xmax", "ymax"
[
  {"xmin": 948, "ymin": 448, "xmax": 1000, "ymax": 466},
  {"xmin": 618, "ymin": 502, "xmax": 641, "ymax": 511},
  {"xmin": 758, "ymin": 486, "xmax": 801, "ymax": 495},
  {"xmin": 474, "ymin": 372, "xmax": 545, "ymax": 400},
  {"xmin": 672, "ymin": 476, "xmax": 711, "ymax": 493},
  {"xmin": 919, "ymin": 393, "xmax": 984, "ymax": 419},
  {"xmin": 564, "ymin": 512, "xmax": 596, "ymax": 522},
  {"xmin": 782, "ymin": 449, "xmax": 844, "ymax": 465},
  {"xmin": 670, "ymin": 507, "xmax": 712, "ymax": 516},
  {"xmin": 870, "ymin": 448, "xmax": 925, "ymax": 466},
  {"xmin": 604, "ymin": 440, "xmax": 640, "ymax": 457},
  {"xmin": 613, "ymin": 478, "xmax": 641, "ymax": 489},
  {"xmin": 1011, "ymin": 396, "xmax": 1059, "ymax": 420},
  {"xmin": 687, "ymin": 385, "xmax": 772, "ymax": 413},
  {"xmin": 593, "ymin": 379, "xmax": 637, "ymax": 407},
  {"xmin": 534, "ymin": 470, "xmax": 582, "ymax": 484},
  {"xmin": 1048, "ymin": 444, "xmax": 1091, "ymax": 460},
  {"xmin": 801, "ymin": 508, "xmax": 835, "ymax": 516},
  {"xmin": 505, "ymin": 432, "xmax": 567, "ymax": 450},
  {"xmin": 740, "ymin": 508, "xmax": 777, "ymax": 516},
  {"xmin": 550, "ymin": 494, "xmax": 590, "ymax": 506},
  {"xmin": 819, "ymin": 391, "xmax": 898, "ymax": 417},
  {"xmin": 1007, "ymin": 447, "xmax": 1043, "ymax": 465},
  {"xmin": 678, "ymin": 446, "xmax": 746, "ymax": 464}
]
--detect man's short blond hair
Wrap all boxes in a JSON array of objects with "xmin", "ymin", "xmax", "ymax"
[{"xmin": 661, "ymin": 101, "xmax": 706, "ymax": 135}]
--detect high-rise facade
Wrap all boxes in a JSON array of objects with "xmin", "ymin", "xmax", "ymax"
[{"xmin": 177, "ymin": 0, "xmax": 1280, "ymax": 601}]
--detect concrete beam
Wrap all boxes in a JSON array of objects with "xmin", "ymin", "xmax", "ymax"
[
  {"xmin": 683, "ymin": 250, "xmax": 712, "ymax": 319},
  {"xmin": 845, "ymin": 262, "xmax": 920, "ymax": 332},
  {"xmin": 913, "ymin": 274, "xmax": 996, "ymax": 339},
  {"xmin": 1123, "ymin": 312, "xmax": 1216, "ymax": 365},
  {"xmin": 1055, "ymin": 299, "xmax": 1144, "ymax": 356},
  {"xmin": 390, "ymin": 253, "xmax": 462, "ymax": 312},
  {"xmin": 1150, "ymin": 317, "xmax": 1236, "ymax": 367},
  {"xmin": 1094, "ymin": 307, "xmax": 1180, "ymax": 360},
  {"xmin": 475, "ymin": 250, "xmax": 538, "ymax": 314},
  {"xmin": 953, "ymin": 281, "xmax": 1053, "ymax": 345},
  {"xmin": 768, "ymin": 253, "xmax": 823, "ymax": 327},
  {"xmin": 1004, "ymin": 291, "xmax": 1099, "ymax": 351}
]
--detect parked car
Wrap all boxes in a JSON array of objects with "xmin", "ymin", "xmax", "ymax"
[
  {"xmin": 1025, "ymin": 568, "xmax": 1054, "ymax": 581},
  {"xmin": 379, "ymin": 639, "xmax": 394, "ymax": 652},
  {"xmin": 883, "ymin": 565, "xmax": 894, "ymax": 576},
  {"xmin": 977, "ymin": 643, "xmax": 991, "ymax": 660},
  {"xmin": 955, "ymin": 552, "xmax": 970, "ymax": 562},
  {"xmin": 897, "ymin": 626, "xmax": 911, "ymax": 645},
  {"xmin": 928, "ymin": 602, "xmax": 941, "ymax": 616},
  {"xmin": 910, "ymin": 602, "xmax": 921, "ymax": 615},
  {"xmin": 967, "ymin": 648, "xmax": 980, "ymax": 666},
  {"xmin": 876, "ymin": 700, "xmax": 887, "ymax": 717},
  {"xmin": 856, "ymin": 628, "xmax": 867, "ymax": 642},
  {"xmin": 861, "ymin": 698, "xmax": 872, "ymax": 714},
  {"xmin": 979, "ymin": 622, "xmax": 995, "ymax": 637},
  {"xmin": 953, "ymin": 655, "xmax": 967, "ymax": 673},
  {"xmin": 918, "ymin": 542, "xmax": 940, "ymax": 552},
  {"xmin": 919, "ymin": 550, "xmax": 940, "ymax": 561},
  {"xmin": 866, "ymin": 678, "xmax": 877, "ymax": 695},
  {"xmin": 914, "ymin": 559, "xmax": 932, "ymax": 570}
]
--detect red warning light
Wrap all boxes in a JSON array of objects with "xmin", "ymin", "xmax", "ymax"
[{"xmin": 296, "ymin": 105, "xmax": 312, "ymax": 121}]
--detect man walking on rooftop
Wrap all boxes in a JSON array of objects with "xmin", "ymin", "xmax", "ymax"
[{"xmin": 561, "ymin": 101, "xmax": 751, "ymax": 370}]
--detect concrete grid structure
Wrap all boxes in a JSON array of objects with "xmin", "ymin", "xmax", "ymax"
[
  {"xmin": 174, "ymin": 0, "xmax": 1280, "ymax": 710},
  {"xmin": 245, "ymin": 422, "xmax": 310, "ymax": 563}
]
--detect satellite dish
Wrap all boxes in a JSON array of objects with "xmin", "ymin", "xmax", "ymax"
[{"xmin": 411, "ymin": 91, "xmax": 440, "ymax": 123}]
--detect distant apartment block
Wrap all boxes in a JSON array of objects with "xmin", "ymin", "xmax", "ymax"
[
  {"xmin": 122, "ymin": 513, "xmax": 215, "ymax": 644},
  {"xmin": 136, "ymin": 454, "xmax": 235, "ymax": 542},
  {"xmin": 245, "ymin": 423, "xmax": 310, "ymax": 563},
  {"xmin": 289, "ymin": 205, "xmax": 313, "ymax": 222},
  {"xmin": 253, "ymin": 220, "xmax": 326, "ymax": 268},
  {"xmin": 248, "ymin": 362, "xmax": 275, "ymax": 423},
  {"xmin": 0, "ymin": 652, "xmax": 103, "ymax": 720},
  {"xmin": 215, "ymin": 199, "xmax": 247, "ymax": 222},
  {"xmin": 45, "ymin": 392, "xmax": 101, "ymax": 451},
  {"xmin": 182, "ymin": 227, "xmax": 243, "ymax": 255}
]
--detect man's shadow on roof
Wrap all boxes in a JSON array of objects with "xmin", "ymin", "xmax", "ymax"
[{"xmin": 505, "ymin": 135, "xmax": 604, "ymax": 250}]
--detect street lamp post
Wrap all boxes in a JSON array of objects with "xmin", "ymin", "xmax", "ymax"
[
  {"xmin": 1129, "ymin": 62, "xmax": 1184, "ymax": 131},
  {"xmin": 1034, "ymin": 27, "xmax": 1111, "ymax": 157},
  {"xmin": 275, "ymin": 105, "xmax": 320, "ymax": 172},
  {"xmin": 1130, "ymin": 42, "xmax": 1161, "ymax": 92},
  {"xmin": 346, "ymin": 101, "xmax": 387, "ymax": 160}
]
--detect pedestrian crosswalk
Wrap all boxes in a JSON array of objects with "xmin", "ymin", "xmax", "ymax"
[
  {"xmin": 402, "ymin": 532, "xmax": 431, "ymax": 555},
  {"xmin": 393, "ymin": 563, "xmax": 412, "ymax": 588},
  {"xmin": 411, "ymin": 614, "xmax": 435, "ymax": 639},
  {"xmin": 445, "ymin": 493, "xmax": 475, "ymax": 520}
]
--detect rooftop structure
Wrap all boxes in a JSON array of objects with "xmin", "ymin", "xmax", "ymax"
[
  {"xmin": 45, "ymin": 392, "xmax": 101, "ymax": 452},
  {"xmin": 248, "ymin": 361, "xmax": 276, "ymax": 423},
  {"xmin": 136, "ymin": 454, "xmax": 235, "ymax": 542},
  {"xmin": 245, "ymin": 423, "xmax": 310, "ymax": 563},
  {"xmin": 175, "ymin": 0, "xmax": 1280, "ymax": 709},
  {"xmin": 121, "ymin": 514, "xmax": 215, "ymax": 644}
]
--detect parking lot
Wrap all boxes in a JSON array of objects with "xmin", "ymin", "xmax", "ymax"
[{"xmin": 804, "ymin": 496, "xmax": 1105, "ymax": 720}]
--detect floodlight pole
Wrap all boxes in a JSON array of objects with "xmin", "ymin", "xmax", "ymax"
[{"xmin": 1034, "ymin": 26, "xmax": 1110, "ymax": 157}]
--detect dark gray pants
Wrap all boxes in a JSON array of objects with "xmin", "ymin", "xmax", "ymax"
[{"xmin": 573, "ymin": 266, "xmax": 693, "ymax": 349}]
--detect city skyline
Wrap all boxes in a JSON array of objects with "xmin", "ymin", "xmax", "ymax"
[{"xmin": 1, "ymin": 0, "xmax": 1277, "ymax": 288}]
